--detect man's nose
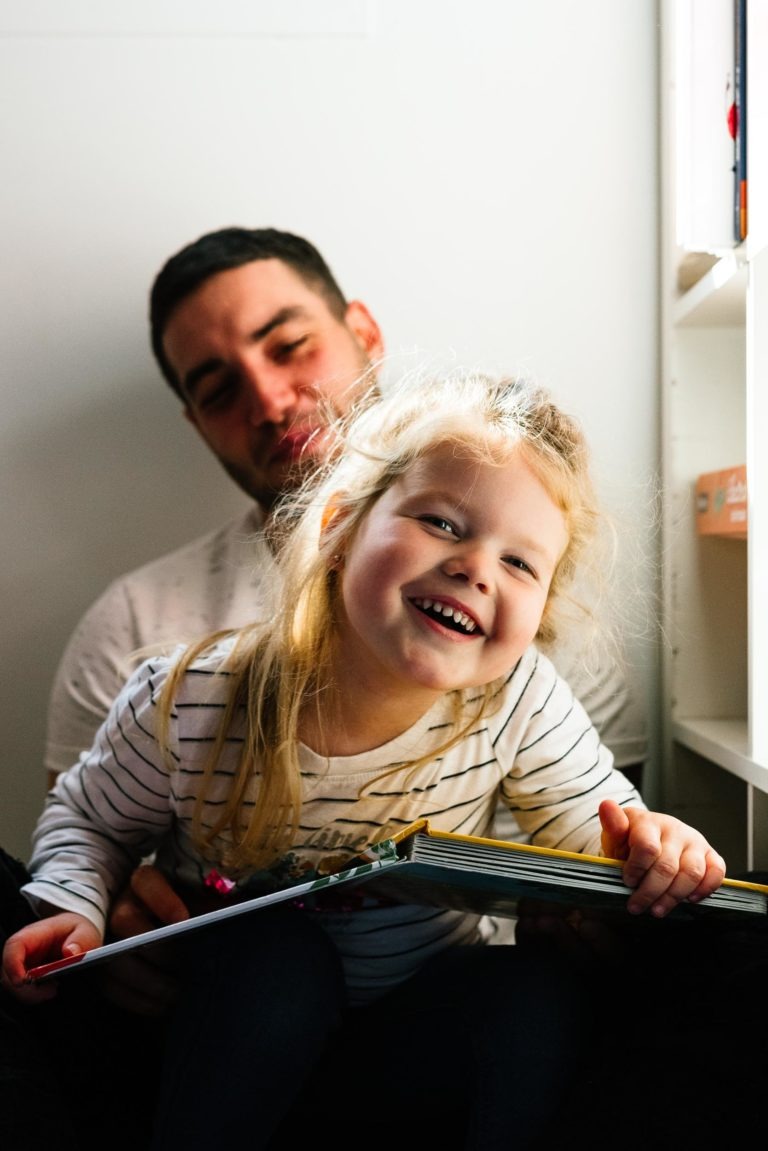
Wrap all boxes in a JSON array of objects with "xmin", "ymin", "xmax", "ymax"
[{"xmin": 242, "ymin": 361, "xmax": 298, "ymax": 425}]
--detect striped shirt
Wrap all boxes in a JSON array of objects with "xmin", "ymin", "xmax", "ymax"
[{"xmin": 25, "ymin": 641, "xmax": 643, "ymax": 1005}]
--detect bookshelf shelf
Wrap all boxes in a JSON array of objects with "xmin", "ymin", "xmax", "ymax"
[
  {"xmin": 672, "ymin": 718, "xmax": 768, "ymax": 793},
  {"xmin": 673, "ymin": 252, "xmax": 747, "ymax": 327}
]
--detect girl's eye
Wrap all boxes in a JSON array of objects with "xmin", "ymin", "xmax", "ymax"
[
  {"xmin": 419, "ymin": 514, "xmax": 458, "ymax": 536},
  {"xmin": 503, "ymin": 555, "xmax": 536, "ymax": 578}
]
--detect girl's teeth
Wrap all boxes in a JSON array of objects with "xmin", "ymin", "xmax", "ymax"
[{"xmin": 415, "ymin": 598, "xmax": 476, "ymax": 633}]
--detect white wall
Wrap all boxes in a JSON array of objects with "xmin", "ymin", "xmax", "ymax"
[{"xmin": 0, "ymin": 0, "xmax": 659, "ymax": 858}]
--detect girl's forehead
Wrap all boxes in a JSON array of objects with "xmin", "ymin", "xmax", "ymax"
[
  {"xmin": 397, "ymin": 439, "xmax": 570, "ymax": 515},
  {"xmin": 397, "ymin": 441, "xmax": 520, "ymax": 488}
]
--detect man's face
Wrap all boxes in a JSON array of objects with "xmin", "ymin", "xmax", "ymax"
[{"xmin": 161, "ymin": 259, "xmax": 383, "ymax": 509}]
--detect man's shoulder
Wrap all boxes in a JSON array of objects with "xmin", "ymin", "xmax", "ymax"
[
  {"xmin": 135, "ymin": 635, "xmax": 238, "ymax": 697},
  {"xmin": 74, "ymin": 506, "xmax": 272, "ymax": 650},
  {"xmin": 46, "ymin": 510, "xmax": 267, "ymax": 779},
  {"xmin": 116, "ymin": 507, "xmax": 266, "ymax": 589}
]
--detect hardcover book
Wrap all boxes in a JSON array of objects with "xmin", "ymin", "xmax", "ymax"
[
  {"xmin": 675, "ymin": 0, "xmax": 740, "ymax": 252},
  {"xmin": 26, "ymin": 820, "xmax": 768, "ymax": 983}
]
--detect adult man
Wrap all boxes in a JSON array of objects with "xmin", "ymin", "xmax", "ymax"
[
  {"xmin": 46, "ymin": 228, "xmax": 383, "ymax": 783},
  {"xmin": 45, "ymin": 226, "xmax": 646, "ymax": 972}
]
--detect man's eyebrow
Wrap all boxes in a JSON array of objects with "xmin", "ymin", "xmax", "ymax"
[{"xmin": 182, "ymin": 305, "xmax": 311, "ymax": 394}]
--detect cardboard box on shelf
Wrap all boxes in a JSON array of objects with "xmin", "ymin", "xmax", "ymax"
[{"xmin": 695, "ymin": 465, "xmax": 748, "ymax": 538}]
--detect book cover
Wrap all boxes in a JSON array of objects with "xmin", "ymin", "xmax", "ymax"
[
  {"xmin": 734, "ymin": 0, "xmax": 747, "ymax": 241},
  {"xmin": 26, "ymin": 820, "xmax": 768, "ymax": 983},
  {"xmin": 675, "ymin": 0, "xmax": 739, "ymax": 252},
  {"xmin": 25, "ymin": 848, "xmax": 398, "ymax": 983}
]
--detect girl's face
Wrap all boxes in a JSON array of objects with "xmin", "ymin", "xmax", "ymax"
[{"xmin": 333, "ymin": 444, "xmax": 569, "ymax": 707}]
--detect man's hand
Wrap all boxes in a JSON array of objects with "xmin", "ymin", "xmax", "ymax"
[
  {"xmin": 599, "ymin": 799, "xmax": 726, "ymax": 917},
  {"xmin": 110, "ymin": 864, "xmax": 190, "ymax": 939},
  {"xmin": 100, "ymin": 864, "xmax": 190, "ymax": 1016},
  {"xmin": 514, "ymin": 900, "xmax": 627, "ymax": 967}
]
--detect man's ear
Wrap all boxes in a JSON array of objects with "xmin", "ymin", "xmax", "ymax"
[{"xmin": 345, "ymin": 300, "xmax": 385, "ymax": 363}]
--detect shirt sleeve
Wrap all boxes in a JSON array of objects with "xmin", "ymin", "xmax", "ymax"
[
  {"xmin": 496, "ymin": 652, "xmax": 646, "ymax": 857},
  {"xmin": 44, "ymin": 579, "xmax": 144, "ymax": 779},
  {"xmin": 25, "ymin": 655, "xmax": 178, "ymax": 936}
]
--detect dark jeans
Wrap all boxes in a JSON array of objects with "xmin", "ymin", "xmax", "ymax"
[
  {"xmin": 1, "ymin": 847, "xmax": 590, "ymax": 1151},
  {"xmin": 5, "ymin": 842, "xmax": 767, "ymax": 1151},
  {"xmin": 0, "ymin": 847, "xmax": 164, "ymax": 1151},
  {"xmin": 0, "ymin": 848, "xmax": 79, "ymax": 1150},
  {"xmin": 151, "ymin": 907, "xmax": 596, "ymax": 1151},
  {"xmin": 550, "ymin": 910, "xmax": 768, "ymax": 1150}
]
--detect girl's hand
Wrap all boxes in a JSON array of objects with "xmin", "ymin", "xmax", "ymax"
[
  {"xmin": 1, "ymin": 912, "xmax": 101, "ymax": 1003},
  {"xmin": 599, "ymin": 799, "xmax": 726, "ymax": 917}
]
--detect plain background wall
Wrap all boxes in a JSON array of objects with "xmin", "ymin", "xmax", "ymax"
[{"xmin": 0, "ymin": 0, "xmax": 659, "ymax": 859}]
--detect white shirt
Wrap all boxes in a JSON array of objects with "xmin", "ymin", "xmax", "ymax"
[{"xmin": 45, "ymin": 510, "xmax": 272, "ymax": 776}]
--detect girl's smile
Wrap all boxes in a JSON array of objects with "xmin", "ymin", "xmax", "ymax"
[{"xmin": 409, "ymin": 594, "xmax": 481, "ymax": 637}]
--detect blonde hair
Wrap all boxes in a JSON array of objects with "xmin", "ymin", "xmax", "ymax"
[{"xmin": 159, "ymin": 370, "xmax": 603, "ymax": 872}]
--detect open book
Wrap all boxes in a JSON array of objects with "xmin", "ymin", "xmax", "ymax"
[{"xmin": 27, "ymin": 819, "xmax": 768, "ymax": 982}]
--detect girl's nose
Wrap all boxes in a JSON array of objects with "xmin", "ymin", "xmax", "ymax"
[{"xmin": 441, "ymin": 549, "xmax": 492, "ymax": 594}]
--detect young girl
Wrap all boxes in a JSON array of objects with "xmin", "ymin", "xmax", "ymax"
[{"xmin": 3, "ymin": 371, "xmax": 724, "ymax": 1148}]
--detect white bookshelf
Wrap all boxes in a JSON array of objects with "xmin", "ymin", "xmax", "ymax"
[{"xmin": 660, "ymin": 0, "xmax": 768, "ymax": 871}]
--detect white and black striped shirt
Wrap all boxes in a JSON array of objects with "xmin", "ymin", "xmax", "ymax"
[{"xmin": 25, "ymin": 641, "xmax": 642, "ymax": 1004}]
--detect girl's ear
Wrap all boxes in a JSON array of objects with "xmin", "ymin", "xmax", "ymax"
[
  {"xmin": 320, "ymin": 495, "xmax": 342, "ymax": 534},
  {"xmin": 320, "ymin": 492, "xmax": 349, "ymax": 568}
]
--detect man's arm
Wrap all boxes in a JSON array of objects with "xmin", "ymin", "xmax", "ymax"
[{"xmin": 45, "ymin": 580, "xmax": 141, "ymax": 787}]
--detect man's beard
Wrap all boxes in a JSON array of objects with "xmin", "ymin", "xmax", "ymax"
[{"xmin": 220, "ymin": 449, "xmax": 318, "ymax": 512}]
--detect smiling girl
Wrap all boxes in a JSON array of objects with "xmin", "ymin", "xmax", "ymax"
[{"xmin": 3, "ymin": 370, "xmax": 724, "ymax": 1149}]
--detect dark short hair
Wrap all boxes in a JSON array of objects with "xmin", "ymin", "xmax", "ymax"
[{"xmin": 149, "ymin": 227, "xmax": 349, "ymax": 396}]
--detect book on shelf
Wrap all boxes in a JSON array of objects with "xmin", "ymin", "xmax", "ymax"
[
  {"xmin": 674, "ymin": 0, "xmax": 740, "ymax": 252},
  {"xmin": 733, "ymin": 0, "xmax": 747, "ymax": 241},
  {"xmin": 26, "ymin": 819, "xmax": 768, "ymax": 984},
  {"xmin": 695, "ymin": 463, "xmax": 748, "ymax": 538}
]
